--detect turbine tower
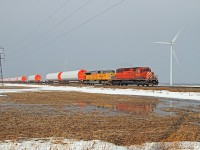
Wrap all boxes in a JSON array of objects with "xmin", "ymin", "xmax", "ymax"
[{"xmin": 151, "ymin": 29, "xmax": 182, "ymax": 86}]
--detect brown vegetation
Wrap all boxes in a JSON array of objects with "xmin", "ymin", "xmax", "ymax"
[
  {"xmin": 0, "ymin": 92, "xmax": 199, "ymax": 146},
  {"xmin": 0, "ymin": 86, "xmax": 31, "ymax": 89}
]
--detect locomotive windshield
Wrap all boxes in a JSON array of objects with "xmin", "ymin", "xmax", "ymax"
[{"xmin": 143, "ymin": 68, "xmax": 151, "ymax": 72}]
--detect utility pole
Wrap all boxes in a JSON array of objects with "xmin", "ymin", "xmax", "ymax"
[{"xmin": 0, "ymin": 46, "xmax": 5, "ymax": 85}]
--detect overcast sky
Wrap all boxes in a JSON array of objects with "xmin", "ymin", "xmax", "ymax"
[{"xmin": 0, "ymin": 0, "xmax": 199, "ymax": 84}]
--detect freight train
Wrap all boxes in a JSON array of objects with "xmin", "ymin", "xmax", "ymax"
[{"xmin": 3, "ymin": 67, "xmax": 159, "ymax": 86}]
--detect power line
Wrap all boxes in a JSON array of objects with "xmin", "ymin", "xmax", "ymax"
[
  {"xmin": 16, "ymin": 0, "xmax": 71, "ymax": 44},
  {"xmin": 13, "ymin": 0, "xmax": 93, "ymax": 54},
  {"xmin": 49, "ymin": 0, "xmax": 126, "ymax": 44},
  {"xmin": 32, "ymin": 0, "xmax": 94, "ymax": 42},
  {"xmin": 14, "ymin": 0, "xmax": 126, "ymax": 59}
]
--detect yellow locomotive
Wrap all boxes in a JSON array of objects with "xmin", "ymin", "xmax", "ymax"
[{"xmin": 84, "ymin": 70, "xmax": 115, "ymax": 85}]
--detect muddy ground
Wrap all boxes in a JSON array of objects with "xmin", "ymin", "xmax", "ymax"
[{"xmin": 0, "ymin": 91, "xmax": 200, "ymax": 146}]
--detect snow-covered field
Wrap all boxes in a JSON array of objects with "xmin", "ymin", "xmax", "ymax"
[{"xmin": 1, "ymin": 83, "xmax": 200, "ymax": 101}]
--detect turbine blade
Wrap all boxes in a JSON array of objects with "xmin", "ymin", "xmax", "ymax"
[
  {"xmin": 172, "ymin": 49, "xmax": 179, "ymax": 64},
  {"xmin": 149, "ymin": 41, "xmax": 171, "ymax": 45},
  {"xmin": 172, "ymin": 28, "xmax": 183, "ymax": 43}
]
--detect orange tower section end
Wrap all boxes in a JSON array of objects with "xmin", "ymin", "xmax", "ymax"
[
  {"xmin": 21, "ymin": 76, "xmax": 27, "ymax": 82},
  {"xmin": 35, "ymin": 75, "xmax": 42, "ymax": 81},
  {"xmin": 78, "ymin": 70, "xmax": 87, "ymax": 80},
  {"xmin": 58, "ymin": 72, "xmax": 62, "ymax": 81}
]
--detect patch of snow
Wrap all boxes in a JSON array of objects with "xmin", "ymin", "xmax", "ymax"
[
  {"xmin": 0, "ymin": 138, "xmax": 199, "ymax": 150},
  {"xmin": 1, "ymin": 84, "xmax": 200, "ymax": 101}
]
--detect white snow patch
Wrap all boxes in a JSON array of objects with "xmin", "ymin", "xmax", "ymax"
[
  {"xmin": 0, "ymin": 138, "xmax": 199, "ymax": 150},
  {"xmin": 1, "ymin": 84, "xmax": 200, "ymax": 101}
]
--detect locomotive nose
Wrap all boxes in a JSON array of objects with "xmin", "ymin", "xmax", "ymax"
[{"xmin": 146, "ymin": 71, "xmax": 154, "ymax": 79}]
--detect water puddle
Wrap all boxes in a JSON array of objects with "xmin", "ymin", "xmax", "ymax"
[
  {"xmin": 63, "ymin": 103, "xmax": 155, "ymax": 116},
  {"xmin": 155, "ymin": 98, "xmax": 200, "ymax": 116},
  {"xmin": 0, "ymin": 101, "xmax": 155, "ymax": 117},
  {"xmin": 1, "ymin": 99, "xmax": 200, "ymax": 117},
  {"xmin": 63, "ymin": 105, "xmax": 122, "ymax": 116}
]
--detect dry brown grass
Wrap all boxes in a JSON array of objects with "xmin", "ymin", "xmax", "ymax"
[
  {"xmin": 3, "ymin": 92, "xmax": 157, "ymax": 105},
  {"xmin": 0, "ymin": 92, "xmax": 199, "ymax": 146},
  {"xmin": 0, "ymin": 86, "xmax": 31, "ymax": 89}
]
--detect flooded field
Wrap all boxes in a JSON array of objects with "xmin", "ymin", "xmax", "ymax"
[{"xmin": 0, "ymin": 91, "xmax": 200, "ymax": 146}]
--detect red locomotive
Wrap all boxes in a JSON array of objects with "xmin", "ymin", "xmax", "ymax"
[{"xmin": 111, "ymin": 67, "xmax": 158, "ymax": 86}]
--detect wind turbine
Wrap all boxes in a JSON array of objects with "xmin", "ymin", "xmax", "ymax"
[{"xmin": 151, "ymin": 29, "xmax": 182, "ymax": 86}]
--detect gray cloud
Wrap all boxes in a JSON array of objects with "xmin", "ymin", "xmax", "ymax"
[{"xmin": 0, "ymin": 0, "xmax": 199, "ymax": 84}]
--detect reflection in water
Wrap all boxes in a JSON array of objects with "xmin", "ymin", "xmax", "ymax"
[
  {"xmin": 64, "ymin": 101, "xmax": 155, "ymax": 116},
  {"xmin": 155, "ymin": 99, "xmax": 200, "ymax": 116},
  {"xmin": 116, "ymin": 103, "xmax": 154, "ymax": 115},
  {"xmin": 1, "ymin": 99, "xmax": 199, "ymax": 117},
  {"xmin": 78, "ymin": 101, "xmax": 86, "ymax": 108}
]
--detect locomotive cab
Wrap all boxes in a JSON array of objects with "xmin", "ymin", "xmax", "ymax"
[
  {"xmin": 140, "ymin": 67, "xmax": 158, "ymax": 85},
  {"xmin": 135, "ymin": 67, "xmax": 151, "ymax": 79},
  {"xmin": 141, "ymin": 68, "xmax": 153, "ymax": 79}
]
